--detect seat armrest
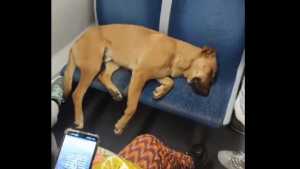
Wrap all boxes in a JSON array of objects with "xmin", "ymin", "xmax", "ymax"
[{"xmin": 223, "ymin": 50, "xmax": 245, "ymax": 125}]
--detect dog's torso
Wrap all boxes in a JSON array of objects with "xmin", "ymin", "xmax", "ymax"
[{"xmin": 86, "ymin": 24, "xmax": 202, "ymax": 79}]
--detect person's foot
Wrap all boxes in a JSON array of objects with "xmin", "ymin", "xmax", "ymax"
[
  {"xmin": 51, "ymin": 76, "xmax": 64, "ymax": 106},
  {"xmin": 218, "ymin": 150, "xmax": 245, "ymax": 169},
  {"xmin": 186, "ymin": 144, "xmax": 207, "ymax": 168}
]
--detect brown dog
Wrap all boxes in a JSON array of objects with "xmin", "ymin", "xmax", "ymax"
[{"xmin": 63, "ymin": 24, "xmax": 217, "ymax": 135}]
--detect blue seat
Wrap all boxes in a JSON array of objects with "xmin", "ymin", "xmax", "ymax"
[{"xmin": 60, "ymin": 0, "xmax": 245, "ymax": 128}]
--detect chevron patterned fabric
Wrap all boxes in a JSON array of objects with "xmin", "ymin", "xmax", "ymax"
[{"xmin": 118, "ymin": 134, "xmax": 194, "ymax": 169}]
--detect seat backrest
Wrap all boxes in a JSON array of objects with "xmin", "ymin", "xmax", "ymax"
[
  {"xmin": 95, "ymin": 0, "xmax": 163, "ymax": 30},
  {"xmin": 94, "ymin": 0, "xmax": 245, "ymax": 86},
  {"xmin": 168, "ymin": 0, "xmax": 245, "ymax": 82}
]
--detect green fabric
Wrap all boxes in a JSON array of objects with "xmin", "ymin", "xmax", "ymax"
[
  {"xmin": 98, "ymin": 147, "xmax": 117, "ymax": 156},
  {"xmin": 51, "ymin": 85, "xmax": 64, "ymax": 106}
]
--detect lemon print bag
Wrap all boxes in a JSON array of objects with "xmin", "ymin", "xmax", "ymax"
[{"xmin": 92, "ymin": 147, "xmax": 142, "ymax": 169}]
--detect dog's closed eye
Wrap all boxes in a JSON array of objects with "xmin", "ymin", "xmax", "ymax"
[{"xmin": 210, "ymin": 71, "xmax": 215, "ymax": 82}]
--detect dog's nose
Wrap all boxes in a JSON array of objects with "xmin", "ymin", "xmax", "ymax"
[{"xmin": 202, "ymin": 91, "xmax": 208, "ymax": 96}]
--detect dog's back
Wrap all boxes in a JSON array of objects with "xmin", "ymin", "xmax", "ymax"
[{"xmin": 99, "ymin": 24, "xmax": 166, "ymax": 68}]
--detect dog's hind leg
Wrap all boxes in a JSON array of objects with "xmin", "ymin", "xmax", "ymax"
[
  {"xmin": 98, "ymin": 61, "xmax": 122, "ymax": 101},
  {"xmin": 72, "ymin": 38, "xmax": 105, "ymax": 129},
  {"xmin": 72, "ymin": 68, "xmax": 99, "ymax": 129},
  {"xmin": 153, "ymin": 77, "xmax": 174, "ymax": 99},
  {"xmin": 114, "ymin": 70, "xmax": 149, "ymax": 135}
]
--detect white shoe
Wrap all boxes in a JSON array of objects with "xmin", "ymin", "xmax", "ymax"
[
  {"xmin": 218, "ymin": 150, "xmax": 245, "ymax": 169},
  {"xmin": 51, "ymin": 76, "xmax": 64, "ymax": 106}
]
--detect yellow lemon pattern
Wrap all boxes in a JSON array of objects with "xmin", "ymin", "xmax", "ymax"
[{"xmin": 92, "ymin": 147, "xmax": 142, "ymax": 169}]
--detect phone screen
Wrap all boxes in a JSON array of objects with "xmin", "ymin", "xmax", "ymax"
[{"xmin": 55, "ymin": 130, "xmax": 98, "ymax": 169}]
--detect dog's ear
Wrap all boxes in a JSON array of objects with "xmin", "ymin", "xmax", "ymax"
[
  {"xmin": 177, "ymin": 54, "xmax": 192, "ymax": 69},
  {"xmin": 201, "ymin": 46, "xmax": 216, "ymax": 60}
]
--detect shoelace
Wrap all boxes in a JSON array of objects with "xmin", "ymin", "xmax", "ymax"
[
  {"xmin": 228, "ymin": 152, "xmax": 245, "ymax": 169},
  {"xmin": 53, "ymin": 85, "xmax": 65, "ymax": 102}
]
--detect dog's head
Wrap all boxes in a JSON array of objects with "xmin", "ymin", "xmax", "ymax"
[{"xmin": 184, "ymin": 46, "xmax": 217, "ymax": 96}]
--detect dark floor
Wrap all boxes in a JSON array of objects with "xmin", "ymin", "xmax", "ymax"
[{"xmin": 53, "ymin": 85, "xmax": 245, "ymax": 169}]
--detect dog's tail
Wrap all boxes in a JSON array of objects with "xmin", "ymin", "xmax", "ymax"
[{"xmin": 63, "ymin": 48, "xmax": 76, "ymax": 99}]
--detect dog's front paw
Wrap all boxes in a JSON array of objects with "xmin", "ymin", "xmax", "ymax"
[
  {"xmin": 153, "ymin": 86, "xmax": 166, "ymax": 99},
  {"xmin": 108, "ymin": 89, "xmax": 123, "ymax": 101},
  {"xmin": 114, "ymin": 128, "xmax": 123, "ymax": 135},
  {"xmin": 74, "ymin": 120, "xmax": 84, "ymax": 129},
  {"xmin": 114, "ymin": 122, "xmax": 124, "ymax": 135}
]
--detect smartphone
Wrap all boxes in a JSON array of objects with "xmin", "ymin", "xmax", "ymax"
[{"xmin": 54, "ymin": 128, "xmax": 100, "ymax": 169}]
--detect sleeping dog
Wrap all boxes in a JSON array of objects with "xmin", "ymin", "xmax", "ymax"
[{"xmin": 63, "ymin": 24, "xmax": 217, "ymax": 135}]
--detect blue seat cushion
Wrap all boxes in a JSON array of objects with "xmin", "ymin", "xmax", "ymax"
[
  {"xmin": 60, "ymin": 0, "xmax": 245, "ymax": 128},
  {"xmin": 138, "ymin": 78, "xmax": 234, "ymax": 127}
]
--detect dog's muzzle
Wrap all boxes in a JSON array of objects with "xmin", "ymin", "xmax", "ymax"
[{"xmin": 189, "ymin": 77, "xmax": 209, "ymax": 96}]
